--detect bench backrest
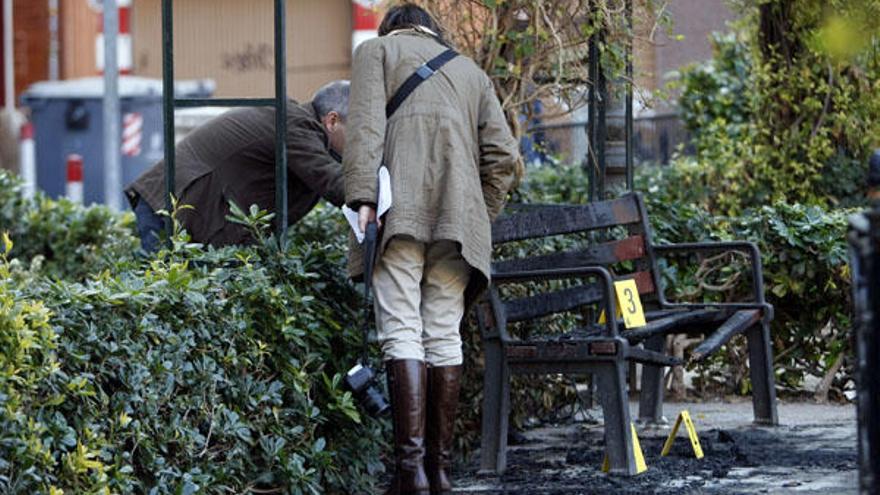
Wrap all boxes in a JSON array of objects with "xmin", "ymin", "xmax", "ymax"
[{"xmin": 490, "ymin": 193, "xmax": 662, "ymax": 324}]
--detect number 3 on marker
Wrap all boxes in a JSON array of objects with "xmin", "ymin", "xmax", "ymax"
[
  {"xmin": 623, "ymin": 287, "xmax": 637, "ymax": 314},
  {"xmin": 614, "ymin": 280, "xmax": 646, "ymax": 328}
]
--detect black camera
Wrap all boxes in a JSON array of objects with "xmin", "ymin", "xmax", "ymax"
[{"xmin": 345, "ymin": 363, "xmax": 390, "ymax": 417}]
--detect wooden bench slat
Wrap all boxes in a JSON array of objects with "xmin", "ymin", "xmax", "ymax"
[
  {"xmin": 616, "ymin": 270, "xmax": 656, "ymax": 296},
  {"xmin": 492, "ymin": 195, "xmax": 642, "ymax": 244},
  {"xmin": 690, "ymin": 309, "xmax": 762, "ymax": 362},
  {"xmin": 504, "ymin": 283, "xmax": 604, "ymax": 323},
  {"xmin": 493, "ymin": 235, "xmax": 647, "ymax": 275},
  {"xmin": 502, "ymin": 270, "xmax": 656, "ymax": 323},
  {"xmin": 622, "ymin": 309, "xmax": 725, "ymax": 343}
]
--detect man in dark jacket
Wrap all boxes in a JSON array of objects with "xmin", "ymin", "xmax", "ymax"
[{"xmin": 126, "ymin": 80, "xmax": 349, "ymax": 251}]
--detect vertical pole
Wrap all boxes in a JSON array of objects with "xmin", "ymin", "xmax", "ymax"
[
  {"xmin": 868, "ymin": 209, "xmax": 880, "ymax": 495},
  {"xmin": 625, "ymin": 0, "xmax": 634, "ymax": 192},
  {"xmin": 852, "ymin": 151, "xmax": 880, "ymax": 494},
  {"xmin": 3, "ymin": 0, "xmax": 14, "ymax": 111},
  {"xmin": 863, "ymin": 152, "xmax": 880, "ymax": 494},
  {"xmin": 103, "ymin": 0, "xmax": 122, "ymax": 211},
  {"xmin": 596, "ymin": 26, "xmax": 607, "ymax": 200},
  {"xmin": 586, "ymin": 1, "xmax": 598, "ymax": 203},
  {"xmin": 161, "ymin": 0, "xmax": 175, "ymax": 235},
  {"xmin": 48, "ymin": 0, "xmax": 60, "ymax": 81},
  {"xmin": 274, "ymin": 0, "xmax": 289, "ymax": 239}
]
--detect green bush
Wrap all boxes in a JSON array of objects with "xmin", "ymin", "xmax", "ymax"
[
  {"xmin": 0, "ymin": 174, "xmax": 387, "ymax": 493},
  {"xmin": 674, "ymin": 18, "xmax": 877, "ymax": 214},
  {"xmin": 0, "ymin": 172, "xmax": 139, "ymax": 280}
]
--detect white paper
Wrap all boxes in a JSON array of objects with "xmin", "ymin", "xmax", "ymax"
[
  {"xmin": 341, "ymin": 165, "xmax": 394, "ymax": 244},
  {"xmin": 377, "ymin": 166, "xmax": 392, "ymax": 217},
  {"xmin": 342, "ymin": 205, "xmax": 365, "ymax": 243}
]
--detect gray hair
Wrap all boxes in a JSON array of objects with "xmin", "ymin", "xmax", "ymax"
[{"xmin": 312, "ymin": 80, "xmax": 350, "ymax": 120}]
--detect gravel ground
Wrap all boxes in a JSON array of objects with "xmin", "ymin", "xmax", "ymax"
[{"xmin": 452, "ymin": 399, "xmax": 857, "ymax": 494}]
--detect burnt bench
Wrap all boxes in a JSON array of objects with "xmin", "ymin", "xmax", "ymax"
[{"xmin": 474, "ymin": 192, "xmax": 778, "ymax": 476}]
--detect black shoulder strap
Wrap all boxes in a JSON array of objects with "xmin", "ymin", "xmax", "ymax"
[{"xmin": 385, "ymin": 48, "xmax": 458, "ymax": 119}]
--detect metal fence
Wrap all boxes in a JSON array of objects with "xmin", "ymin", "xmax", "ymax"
[
  {"xmin": 524, "ymin": 112, "xmax": 692, "ymax": 168},
  {"xmin": 161, "ymin": 0, "xmax": 289, "ymax": 238},
  {"xmin": 632, "ymin": 112, "xmax": 693, "ymax": 165}
]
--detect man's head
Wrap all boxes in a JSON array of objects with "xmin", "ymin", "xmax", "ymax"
[{"xmin": 313, "ymin": 80, "xmax": 350, "ymax": 155}]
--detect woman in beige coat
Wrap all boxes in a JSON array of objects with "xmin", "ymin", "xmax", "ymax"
[{"xmin": 344, "ymin": 4, "xmax": 520, "ymax": 494}]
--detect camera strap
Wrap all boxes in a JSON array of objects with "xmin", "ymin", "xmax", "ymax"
[
  {"xmin": 360, "ymin": 221, "xmax": 378, "ymax": 365},
  {"xmin": 358, "ymin": 47, "xmax": 459, "ymax": 365},
  {"xmin": 385, "ymin": 48, "xmax": 459, "ymax": 119}
]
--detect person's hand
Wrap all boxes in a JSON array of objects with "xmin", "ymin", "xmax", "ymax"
[{"xmin": 358, "ymin": 205, "xmax": 380, "ymax": 233}]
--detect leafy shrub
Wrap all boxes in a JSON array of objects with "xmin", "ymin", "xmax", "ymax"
[
  {"xmin": 0, "ymin": 177, "xmax": 387, "ymax": 493},
  {"xmin": 0, "ymin": 172, "xmax": 139, "ymax": 280},
  {"xmin": 678, "ymin": 32, "xmax": 752, "ymax": 149},
  {"xmin": 674, "ymin": 18, "xmax": 877, "ymax": 214}
]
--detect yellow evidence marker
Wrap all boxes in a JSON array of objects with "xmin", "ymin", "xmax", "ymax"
[
  {"xmin": 601, "ymin": 423, "xmax": 648, "ymax": 474},
  {"xmin": 660, "ymin": 410, "xmax": 705, "ymax": 459},
  {"xmin": 597, "ymin": 279, "xmax": 647, "ymax": 329}
]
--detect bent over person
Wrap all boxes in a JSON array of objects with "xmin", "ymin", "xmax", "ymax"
[
  {"xmin": 126, "ymin": 80, "xmax": 350, "ymax": 251},
  {"xmin": 344, "ymin": 5, "xmax": 520, "ymax": 494}
]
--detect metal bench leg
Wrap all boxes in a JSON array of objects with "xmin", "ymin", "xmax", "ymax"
[
  {"xmin": 596, "ymin": 360, "xmax": 638, "ymax": 475},
  {"xmin": 638, "ymin": 335, "xmax": 665, "ymax": 424},
  {"xmin": 480, "ymin": 338, "xmax": 510, "ymax": 474},
  {"xmin": 747, "ymin": 320, "xmax": 778, "ymax": 425}
]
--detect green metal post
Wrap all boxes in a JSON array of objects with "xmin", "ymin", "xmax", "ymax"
[
  {"xmin": 274, "ymin": 0, "xmax": 289, "ymax": 239},
  {"xmin": 160, "ymin": 0, "xmax": 290, "ymax": 243},
  {"xmin": 162, "ymin": 0, "xmax": 175, "ymax": 236},
  {"xmin": 625, "ymin": 0, "xmax": 634, "ymax": 192},
  {"xmin": 587, "ymin": 1, "xmax": 598, "ymax": 203}
]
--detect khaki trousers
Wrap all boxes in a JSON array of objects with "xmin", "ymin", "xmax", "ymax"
[{"xmin": 373, "ymin": 236, "xmax": 471, "ymax": 366}]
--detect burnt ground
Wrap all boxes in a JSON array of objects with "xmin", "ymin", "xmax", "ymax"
[{"xmin": 452, "ymin": 400, "xmax": 857, "ymax": 494}]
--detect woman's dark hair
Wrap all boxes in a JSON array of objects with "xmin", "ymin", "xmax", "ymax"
[{"xmin": 378, "ymin": 3, "xmax": 448, "ymax": 45}]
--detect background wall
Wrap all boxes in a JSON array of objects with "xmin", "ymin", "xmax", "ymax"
[
  {"xmin": 131, "ymin": 0, "xmax": 353, "ymax": 101},
  {"xmin": 60, "ymin": 0, "xmax": 100, "ymax": 80}
]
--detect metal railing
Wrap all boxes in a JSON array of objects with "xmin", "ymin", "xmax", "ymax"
[
  {"xmin": 161, "ymin": 0, "xmax": 289, "ymax": 238},
  {"xmin": 523, "ymin": 112, "xmax": 692, "ymax": 168},
  {"xmin": 633, "ymin": 112, "xmax": 693, "ymax": 165}
]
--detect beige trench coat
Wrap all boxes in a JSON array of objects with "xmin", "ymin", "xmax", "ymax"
[{"xmin": 344, "ymin": 29, "xmax": 520, "ymax": 298}]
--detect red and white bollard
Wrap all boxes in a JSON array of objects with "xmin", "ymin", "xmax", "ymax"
[
  {"xmin": 352, "ymin": 0, "xmax": 380, "ymax": 51},
  {"xmin": 95, "ymin": 0, "xmax": 133, "ymax": 74},
  {"xmin": 122, "ymin": 112, "xmax": 143, "ymax": 157},
  {"xmin": 65, "ymin": 154, "xmax": 84, "ymax": 204},
  {"xmin": 19, "ymin": 122, "xmax": 36, "ymax": 199}
]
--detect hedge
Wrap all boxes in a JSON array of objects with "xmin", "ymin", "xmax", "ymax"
[{"xmin": 0, "ymin": 182, "xmax": 386, "ymax": 494}]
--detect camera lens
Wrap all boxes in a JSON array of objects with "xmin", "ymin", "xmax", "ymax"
[
  {"xmin": 345, "ymin": 364, "xmax": 390, "ymax": 417},
  {"xmin": 363, "ymin": 385, "xmax": 390, "ymax": 416}
]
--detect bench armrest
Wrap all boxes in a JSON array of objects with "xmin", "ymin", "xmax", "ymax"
[
  {"xmin": 658, "ymin": 301, "xmax": 774, "ymax": 322},
  {"xmin": 653, "ymin": 241, "xmax": 767, "ymax": 307},
  {"xmin": 488, "ymin": 266, "xmax": 621, "ymax": 337}
]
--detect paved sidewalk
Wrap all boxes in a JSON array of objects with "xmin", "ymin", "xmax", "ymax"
[{"xmin": 454, "ymin": 399, "xmax": 857, "ymax": 494}]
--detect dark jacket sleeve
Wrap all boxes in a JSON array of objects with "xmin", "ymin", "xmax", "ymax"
[
  {"xmin": 477, "ymin": 75, "xmax": 520, "ymax": 221},
  {"xmin": 286, "ymin": 118, "xmax": 345, "ymax": 207}
]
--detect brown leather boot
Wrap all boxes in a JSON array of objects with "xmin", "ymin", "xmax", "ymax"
[
  {"xmin": 386, "ymin": 360, "xmax": 430, "ymax": 495},
  {"xmin": 425, "ymin": 365, "xmax": 462, "ymax": 495}
]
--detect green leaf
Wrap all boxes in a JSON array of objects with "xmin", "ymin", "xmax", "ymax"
[{"xmin": 2, "ymin": 231, "xmax": 11, "ymax": 254}]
